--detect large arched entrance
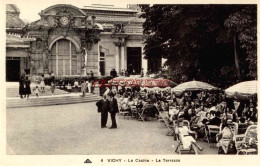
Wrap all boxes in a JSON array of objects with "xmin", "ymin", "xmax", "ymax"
[{"xmin": 50, "ymin": 39, "xmax": 78, "ymax": 75}]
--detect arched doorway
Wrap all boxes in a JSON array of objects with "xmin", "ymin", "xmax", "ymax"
[{"xmin": 50, "ymin": 39, "xmax": 78, "ymax": 75}]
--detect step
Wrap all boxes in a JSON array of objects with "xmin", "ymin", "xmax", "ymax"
[
  {"xmin": 6, "ymin": 94, "xmax": 102, "ymax": 108},
  {"xmin": 6, "ymin": 87, "xmax": 100, "ymax": 98}
]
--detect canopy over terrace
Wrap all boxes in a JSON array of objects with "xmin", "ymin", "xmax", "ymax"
[
  {"xmin": 171, "ymin": 80, "xmax": 219, "ymax": 95},
  {"xmin": 225, "ymin": 80, "xmax": 257, "ymax": 100}
]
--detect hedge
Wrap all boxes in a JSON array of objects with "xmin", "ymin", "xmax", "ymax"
[{"xmin": 41, "ymin": 75, "xmax": 113, "ymax": 86}]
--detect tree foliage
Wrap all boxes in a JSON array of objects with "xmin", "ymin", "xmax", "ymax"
[{"xmin": 139, "ymin": 5, "xmax": 257, "ymax": 88}]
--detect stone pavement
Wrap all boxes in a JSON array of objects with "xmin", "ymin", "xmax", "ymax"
[{"xmin": 6, "ymin": 102, "xmax": 218, "ymax": 155}]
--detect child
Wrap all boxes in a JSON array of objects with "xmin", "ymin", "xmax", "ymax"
[
  {"xmin": 74, "ymin": 79, "xmax": 79, "ymax": 93},
  {"xmin": 34, "ymin": 86, "xmax": 40, "ymax": 97},
  {"xmin": 67, "ymin": 83, "xmax": 72, "ymax": 93},
  {"xmin": 81, "ymin": 81, "xmax": 87, "ymax": 97},
  {"xmin": 50, "ymin": 82, "xmax": 55, "ymax": 95},
  {"xmin": 40, "ymin": 74, "xmax": 45, "ymax": 93}
]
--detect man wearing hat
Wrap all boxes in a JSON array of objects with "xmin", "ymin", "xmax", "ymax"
[
  {"xmin": 108, "ymin": 92, "xmax": 119, "ymax": 129},
  {"xmin": 96, "ymin": 95, "xmax": 110, "ymax": 128}
]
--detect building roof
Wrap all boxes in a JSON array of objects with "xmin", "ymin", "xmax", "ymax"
[
  {"xmin": 95, "ymin": 15, "xmax": 145, "ymax": 23},
  {"xmin": 6, "ymin": 33, "xmax": 36, "ymax": 48},
  {"xmin": 6, "ymin": 4, "xmax": 20, "ymax": 14},
  {"xmin": 82, "ymin": 5, "xmax": 138, "ymax": 13},
  {"xmin": 6, "ymin": 4, "xmax": 25, "ymax": 29}
]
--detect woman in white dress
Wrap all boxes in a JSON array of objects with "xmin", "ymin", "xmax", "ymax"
[
  {"xmin": 176, "ymin": 120, "xmax": 203, "ymax": 151},
  {"xmin": 40, "ymin": 74, "xmax": 45, "ymax": 93}
]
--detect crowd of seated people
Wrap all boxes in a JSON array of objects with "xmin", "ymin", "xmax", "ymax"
[
  {"xmin": 107, "ymin": 85, "xmax": 257, "ymax": 141},
  {"xmin": 168, "ymin": 91, "xmax": 257, "ymax": 141}
]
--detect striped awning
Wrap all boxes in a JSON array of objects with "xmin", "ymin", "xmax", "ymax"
[
  {"xmin": 225, "ymin": 80, "xmax": 257, "ymax": 98},
  {"xmin": 171, "ymin": 80, "xmax": 218, "ymax": 92}
]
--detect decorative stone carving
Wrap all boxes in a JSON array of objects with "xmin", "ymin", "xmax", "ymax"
[
  {"xmin": 114, "ymin": 24, "xmax": 125, "ymax": 33},
  {"xmin": 53, "ymin": 8, "xmax": 76, "ymax": 28},
  {"xmin": 42, "ymin": 48, "xmax": 50, "ymax": 69}
]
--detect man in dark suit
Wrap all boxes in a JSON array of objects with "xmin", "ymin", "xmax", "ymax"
[
  {"xmin": 208, "ymin": 111, "xmax": 221, "ymax": 126},
  {"xmin": 107, "ymin": 92, "xmax": 119, "ymax": 129},
  {"xmin": 96, "ymin": 95, "xmax": 109, "ymax": 128}
]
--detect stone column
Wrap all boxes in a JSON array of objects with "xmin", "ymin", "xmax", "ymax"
[
  {"xmin": 121, "ymin": 45, "xmax": 125, "ymax": 72},
  {"xmin": 115, "ymin": 45, "xmax": 120, "ymax": 73},
  {"xmin": 97, "ymin": 42, "xmax": 101, "ymax": 76},
  {"xmin": 141, "ymin": 46, "xmax": 148, "ymax": 75}
]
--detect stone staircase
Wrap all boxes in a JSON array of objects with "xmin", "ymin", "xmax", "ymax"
[
  {"xmin": 6, "ymin": 93, "xmax": 102, "ymax": 108},
  {"xmin": 6, "ymin": 86, "xmax": 69, "ymax": 98}
]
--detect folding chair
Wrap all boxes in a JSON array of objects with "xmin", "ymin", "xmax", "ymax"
[
  {"xmin": 234, "ymin": 125, "xmax": 257, "ymax": 154},
  {"xmin": 137, "ymin": 107, "xmax": 146, "ymax": 121},
  {"xmin": 175, "ymin": 120, "xmax": 199, "ymax": 154},
  {"xmin": 237, "ymin": 123, "xmax": 249, "ymax": 135},
  {"xmin": 119, "ymin": 104, "xmax": 131, "ymax": 119},
  {"xmin": 159, "ymin": 111, "xmax": 175, "ymax": 136},
  {"xmin": 130, "ymin": 105, "xmax": 138, "ymax": 119},
  {"xmin": 205, "ymin": 125, "xmax": 220, "ymax": 147},
  {"xmin": 217, "ymin": 123, "xmax": 238, "ymax": 154}
]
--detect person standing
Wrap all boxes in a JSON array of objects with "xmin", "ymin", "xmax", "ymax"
[
  {"xmin": 140, "ymin": 68, "xmax": 144, "ymax": 77},
  {"xmin": 50, "ymin": 82, "xmax": 55, "ymax": 95},
  {"xmin": 19, "ymin": 77, "xmax": 25, "ymax": 99},
  {"xmin": 34, "ymin": 86, "xmax": 40, "ymax": 97},
  {"xmin": 74, "ymin": 79, "xmax": 79, "ymax": 93},
  {"xmin": 88, "ymin": 79, "xmax": 92, "ymax": 93},
  {"xmin": 90, "ymin": 71, "xmax": 95, "ymax": 93},
  {"xmin": 96, "ymin": 95, "xmax": 110, "ymax": 128},
  {"xmin": 110, "ymin": 69, "xmax": 117, "ymax": 78},
  {"xmin": 24, "ymin": 76, "xmax": 31, "ymax": 99},
  {"xmin": 108, "ymin": 92, "xmax": 119, "ymax": 129},
  {"xmin": 50, "ymin": 71, "xmax": 55, "ymax": 83},
  {"xmin": 40, "ymin": 74, "xmax": 45, "ymax": 93},
  {"xmin": 81, "ymin": 80, "xmax": 87, "ymax": 97},
  {"xmin": 146, "ymin": 69, "xmax": 151, "ymax": 77}
]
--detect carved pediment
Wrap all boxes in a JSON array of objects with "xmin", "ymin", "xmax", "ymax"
[{"xmin": 38, "ymin": 4, "xmax": 87, "ymax": 28}]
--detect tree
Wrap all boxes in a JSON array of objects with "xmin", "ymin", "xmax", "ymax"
[{"xmin": 140, "ymin": 4, "xmax": 257, "ymax": 88}]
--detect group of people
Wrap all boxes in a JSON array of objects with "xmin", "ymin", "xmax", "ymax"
[
  {"xmin": 97, "ymin": 84, "xmax": 258, "ymax": 140},
  {"xmin": 19, "ymin": 76, "xmax": 31, "ymax": 99},
  {"xmin": 110, "ymin": 67, "xmax": 152, "ymax": 78},
  {"xmin": 96, "ymin": 92, "xmax": 119, "ymax": 129},
  {"xmin": 18, "ymin": 73, "xmax": 57, "ymax": 98}
]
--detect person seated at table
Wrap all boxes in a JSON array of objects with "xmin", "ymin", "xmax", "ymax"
[
  {"xmin": 216, "ymin": 119, "xmax": 237, "ymax": 154},
  {"xmin": 127, "ymin": 95, "xmax": 135, "ymax": 107},
  {"xmin": 136, "ymin": 97, "xmax": 143, "ymax": 109},
  {"xmin": 176, "ymin": 119, "xmax": 203, "ymax": 151},
  {"xmin": 207, "ymin": 111, "xmax": 221, "ymax": 126},
  {"xmin": 202, "ymin": 112, "xmax": 211, "ymax": 125},
  {"xmin": 194, "ymin": 105, "xmax": 207, "ymax": 127},
  {"xmin": 245, "ymin": 102, "xmax": 257, "ymax": 123},
  {"xmin": 183, "ymin": 107, "xmax": 196, "ymax": 122},
  {"xmin": 169, "ymin": 105, "xmax": 180, "ymax": 121},
  {"xmin": 149, "ymin": 92, "xmax": 157, "ymax": 104}
]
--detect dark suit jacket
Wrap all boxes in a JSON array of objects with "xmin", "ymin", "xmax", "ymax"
[
  {"xmin": 96, "ymin": 99, "xmax": 109, "ymax": 113},
  {"xmin": 109, "ymin": 98, "xmax": 119, "ymax": 113},
  {"xmin": 208, "ymin": 117, "xmax": 221, "ymax": 126}
]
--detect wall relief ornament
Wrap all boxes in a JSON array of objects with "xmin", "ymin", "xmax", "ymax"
[{"xmin": 53, "ymin": 8, "xmax": 76, "ymax": 28}]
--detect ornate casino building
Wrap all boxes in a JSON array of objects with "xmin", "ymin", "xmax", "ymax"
[{"xmin": 6, "ymin": 4, "xmax": 163, "ymax": 81}]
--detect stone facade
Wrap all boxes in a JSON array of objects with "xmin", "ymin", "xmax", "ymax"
[{"xmin": 6, "ymin": 4, "xmax": 147, "ymax": 81}]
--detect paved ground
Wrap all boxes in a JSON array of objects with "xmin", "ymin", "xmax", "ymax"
[{"xmin": 6, "ymin": 102, "xmax": 218, "ymax": 155}]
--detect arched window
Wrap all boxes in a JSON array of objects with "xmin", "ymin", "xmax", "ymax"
[{"xmin": 50, "ymin": 39, "xmax": 78, "ymax": 75}]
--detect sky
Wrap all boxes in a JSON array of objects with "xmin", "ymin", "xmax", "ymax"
[{"xmin": 5, "ymin": 0, "xmax": 130, "ymax": 22}]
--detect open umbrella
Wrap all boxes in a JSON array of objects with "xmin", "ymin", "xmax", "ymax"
[
  {"xmin": 225, "ymin": 80, "xmax": 257, "ymax": 100},
  {"xmin": 171, "ymin": 80, "xmax": 218, "ymax": 93}
]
